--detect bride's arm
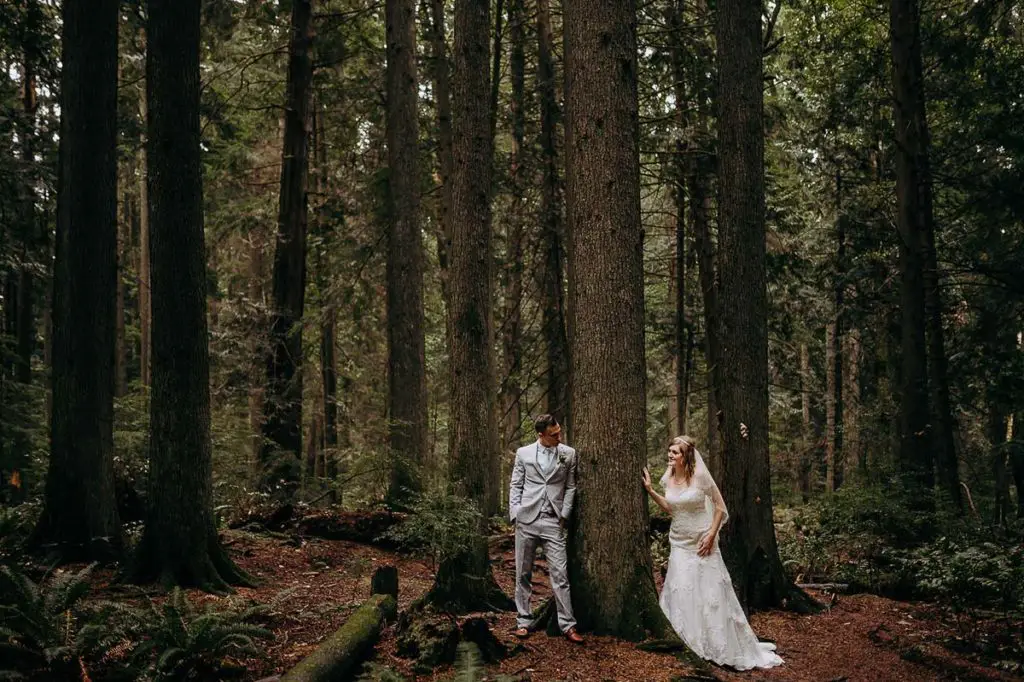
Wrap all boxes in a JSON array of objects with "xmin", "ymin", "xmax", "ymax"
[
  {"xmin": 697, "ymin": 471, "xmax": 729, "ymax": 556},
  {"xmin": 642, "ymin": 467, "xmax": 672, "ymax": 513}
]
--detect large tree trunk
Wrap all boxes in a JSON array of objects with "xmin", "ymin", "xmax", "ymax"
[
  {"xmin": 114, "ymin": 164, "xmax": 129, "ymax": 398},
  {"xmin": 844, "ymin": 328, "xmax": 862, "ymax": 476},
  {"xmin": 890, "ymin": 0, "xmax": 935, "ymax": 498},
  {"xmin": 896, "ymin": 0, "xmax": 961, "ymax": 509},
  {"xmin": 424, "ymin": 0, "xmax": 510, "ymax": 613},
  {"xmin": 385, "ymin": 0, "xmax": 428, "ymax": 506},
  {"xmin": 713, "ymin": 0, "xmax": 815, "ymax": 612},
  {"xmin": 262, "ymin": 0, "xmax": 314, "ymax": 492},
  {"xmin": 130, "ymin": 0, "xmax": 250, "ymax": 591},
  {"xmin": 563, "ymin": 0, "xmax": 676, "ymax": 639},
  {"xmin": 500, "ymin": 0, "xmax": 526, "ymax": 452},
  {"xmin": 537, "ymin": 0, "xmax": 570, "ymax": 429},
  {"xmin": 30, "ymin": 0, "xmax": 122, "ymax": 562}
]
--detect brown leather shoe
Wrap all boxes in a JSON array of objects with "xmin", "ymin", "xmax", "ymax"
[
  {"xmin": 513, "ymin": 627, "xmax": 531, "ymax": 639},
  {"xmin": 564, "ymin": 626, "xmax": 584, "ymax": 644}
]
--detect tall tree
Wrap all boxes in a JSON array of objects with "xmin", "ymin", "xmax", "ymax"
[
  {"xmin": 262, "ymin": 0, "xmax": 315, "ymax": 492},
  {"xmin": 30, "ymin": 0, "xmax": 122, "ymax": 561},
  {"xmin": 892, "ymin": 0, "xmax": 961, "ymax": 509},
  {"xmin": 536, "ymin": 0, "xmax": 570, "ymax": 427},
  {"xmin": 499, "ymin": 0, "xmax": 526, "ymax": 451},
  {"xmin": 138, "ymin": 77, "xmax": 152, "ymax": 388},
  {"xmin": 563, "ymin": 0, "xmax": 676, "ymax": 639},
  {"xmin": 424, "ymin": 0, "xmax": 511, "ymax": 611},
  {"xmin": 385, "ymin": 0, "xmax": 427, "ymax": 505},
  {"xmin": 889, "ymin": 0, "xmax": 935, "ymax": 498},
  {"xmin": 712, "ymin": 0, "xmax": 816, "ymax": 611},
  {"xmin": 131, "ymin": 0, "xmax": 250, "ymax": 590}
]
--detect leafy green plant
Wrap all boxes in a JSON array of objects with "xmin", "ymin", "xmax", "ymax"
[
  {"xmin": 381, "ymin": 490, "xmax": 483, "ymax": 570},
  {"xmin": 104, "ymin": 588, "xmax": 273, "ymax": 681},
  {"xmin": 0, "ymin": 563, "xmax": 98, "ymax": 678}
]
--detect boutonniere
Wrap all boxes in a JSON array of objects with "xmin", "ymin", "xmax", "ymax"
[{"xmin": 556, "ymin": 447, "xmax": 567, "ymax": 467}]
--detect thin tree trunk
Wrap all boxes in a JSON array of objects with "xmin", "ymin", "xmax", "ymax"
[
  {"xmin": 799, "ymin": 342, "xmax": 812, "ymax": 501},
  {"xmin": 131, "ymin": 0, "xmax": 250, "ymax": 590},
  {"xmin": 138, "ymin": 77, "xmax": 151, "ymax": 388},
  {"xmin": 115, "ymin": 164, "xmax": 128, "ymax": 398},
  {"xmin": 669, "ymin": 0, "xmax": 690, "ymax": 437},
  {"xmin": 15, "ymin": 11, "xmax": 39, "ymax": 386},
  {"xmin": 500, "ymin": 0, "xmax": 526, "ymax": 451},
  {"xmin": 429, "ymin": 0, "xmax": 454, "ymax": 320},
  {"xmin": 713, "ymin": 0, "xmax": 817, "ymax": 612},
  {"xmin": 825, "ymin": 322, "xmax": 837, "ymax": 491},
  {"xmin": 831, "ymin": 171, "xmax": 845, "ymax": 491},
  {"xmin": 385, "ymin": 0, "xmax": 427, "ymax": 506},
  {"xmin": 843, "ymin": 328, "xmax": 861, "ymax": 477},
  {"xmin": 30, "ymin": 0, "xmax": 122, "ymax": 562},
  {"xmin": 890, "ymin": 0, "xmax": 935, "ymax": 499},
  {"xmin": 563, "ymin": 0, "xmax": 678, "ymax": 639},
  {"xmin": 248, "ymin": 232, "xmax": 266, "ymax": 464},
  {"xmin": 537, "ymin": 0, "xmax": 570, "ymax": 427},
  {"xmin": 262, "ymin": 0, "xmax": 314, "ymax": 492},
  {"xmin": 1012, "ymin": 410, "xmax": 1024, "ymax": 519}
]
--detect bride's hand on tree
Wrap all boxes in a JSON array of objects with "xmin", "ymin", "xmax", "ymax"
[
  {"xmin": 642, "ymin": 467, "xmax": 653, "ymax": 492},
  {"xmin": 697, "ymin": 531, "xmax": 716, "ymax": 557}
]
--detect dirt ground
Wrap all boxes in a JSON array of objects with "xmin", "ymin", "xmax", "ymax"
[{"xmin": 88, "ymin": 525, "xmax": 1022, "ymax": 681}]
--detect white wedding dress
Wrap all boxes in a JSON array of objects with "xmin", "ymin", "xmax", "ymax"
[{"xmin": 658, "ymin": 461, "xmax": 783, "ymax": 671}]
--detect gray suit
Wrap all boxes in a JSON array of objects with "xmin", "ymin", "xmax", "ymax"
[{"xmin": 508, "ymin": 441, "xmax": 578, "ymax": 632}]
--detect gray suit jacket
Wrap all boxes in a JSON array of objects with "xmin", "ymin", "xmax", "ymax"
[{"xmin": 508, "ymin": 441, "xmax": 578, "ymax": 524}]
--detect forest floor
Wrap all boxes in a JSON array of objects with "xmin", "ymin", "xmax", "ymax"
[{"xmin": 83, "ymin": 515, "xmax": 1023, "ymax": 681}]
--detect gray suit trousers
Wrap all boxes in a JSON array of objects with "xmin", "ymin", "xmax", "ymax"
[{"xmin": 514, "ymin": 510, "xmax": 576, "ymax": 632}]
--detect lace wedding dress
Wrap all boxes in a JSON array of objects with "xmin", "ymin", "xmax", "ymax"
[{"xmin": 658, "ymin": 465, "xmax": 783, "ymax": 671}]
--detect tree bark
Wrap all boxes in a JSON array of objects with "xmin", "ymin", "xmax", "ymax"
[
  {"xmin": 262, "ymin": 0, "xmax": 315, "ymax": 493},
  {"xmin": 563, "ymin": 0, "xmax": 677, "ymax": 639},
  {"xmin": 1012, "ymin": 411, "xmax": 1024, "ymax": 519},
  {"xmin": 890, "ymin": 0, "xmax": 935, "ymax": 498},
  {"xmin": 138, "ymin": 73, "xmax": 151, "ymax": 388},
  {"xmin": 115, "ymin": 162, "xmax": 129, "ymax": 398},
  {"xmin": 831, "ymin": 172, "xmax": 845, "ymax": 491},
  {"xmin": 669, "ymin": 0, "xmax": 691, "ymax": 437},
  {"xmin": 131, "ymin": 0, "xmax": 250, "ymax": 591},
  {"xmin": 385, "ymin": 0, "xmax": 428, "ymax": 506},
  {"xmin": 31, "ymin": 0, "xmax": 122, "ymax": 562},
  {"xmin": 825, "ymin": 322, "xmax": 837, "ymax": 491},
  {"xmin": 799, "ymin": 342, "xmax": 812, "ymax": 501},
  {"xmin": 713, "ymin": 0, "xmax": 816, "ymax": 612},
  {"xmin": 424, "ymin": 0, "xmax": 511, "ymax": 613},
  {"xmin": 537, "ymin": 0, "xmax": 570, "ymax": 428},
  {"xmin": 500, "ymin": 0, "xmax": 526, "ymax": 451},
  {"xmin": 843, "ymin": 328, "xmax": 862, "ymax": 477},
  {"xmin": 428, "ymin": 0, "xmax": 455, "ymax": 332}
]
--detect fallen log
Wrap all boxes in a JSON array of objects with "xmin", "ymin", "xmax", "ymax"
[{"xmin": 280, "ymin": 593, "xmax": 397, "ymax": 682}]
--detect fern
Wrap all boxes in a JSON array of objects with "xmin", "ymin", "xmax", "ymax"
[
  {"xmin": 113, "ymin": 588, "xmax": 274, "ymax": 681},
  {"xmin": 452, "ymin": 642, "xmax": 482, "ymax": 682},
  {"xmin": 0, "ymin": 563, "xmax": 97, "ymax": 678}
]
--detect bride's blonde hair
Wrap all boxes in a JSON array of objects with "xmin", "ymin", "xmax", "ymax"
[{"xmin": 670, "ymin": 435, "xmax": 697, "ymax": 482}]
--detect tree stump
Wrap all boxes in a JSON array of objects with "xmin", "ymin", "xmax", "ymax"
[{"xmin": 371, "ymin": 565, "xmax": 399, "ymax": 600}]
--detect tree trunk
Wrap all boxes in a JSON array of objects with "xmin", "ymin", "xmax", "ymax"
[
  {"xmin": 1012, "ymin": 411, "xmax": 1024, "ymax": 519},
  {"xmin": 249, "ymin": 232, "xmax": 266, "ymax": 465},
  {"xmin": 831, "ymin": 172, "xmax": 845, "ymax": 491},
  {"xmin": 138, "ymin": 76, "xmax": 151, "ymax": 388},
  {"xmin": 843, "ymin": 328, "xmax": 862, "ymax": 477},
  {"xmin": 500, "ymin": 0, "xmax": 526, "ymax": 452},
  {"xmin": 669, "ymin": 0, "xmax": 691, "ymax": 437},
  {"xmin": 799, "ymin": 342, "xmax": 812, "ymax": 501},
  {"xmin": 385, "ymin": 0, "xmax": 428, "ymax": 506},
  {"xmin": 713, "ymin": 0, "xmax": 815, "ymax": 612},
  {"xmin": 114, "ymin": 164, "xmax": 129, "ymax": 398},
  {"xmin": 537, "ymin": 0, "xmax": 570, "ymax": 429},
  {"xmin": 424, "ymin": 0, "xmax": 510, "ymax": 613},
  {"xmin": 131, "ymin": 0, "xmax": 251, "ymax": 591},
  {"xmin": 563, "ymin": 0, "xmax": 677, "ymax": 639},
  {"xmin": 890, "ymin": 0, "xmax": 935, "ymax": 498},
  {"xmin": 825, "ymin": 322, "xmax": 837, "ymax": 491},
  {"xmin": 428, "ymin": 0, "xmax": 455, "ymax": 331},
  {"xmin": 322, "ymin": 304, "xmax": 338, "ymax": 479},
  {"xmin": 262, "ymin": 0, "xmax": 314, "ymax": 493},
  {"xmin": 30, "ymin": 0, "xmax": 122, "ymax": 562}
]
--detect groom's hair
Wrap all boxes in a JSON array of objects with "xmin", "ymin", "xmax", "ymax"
[{"xmin": 534, "ymin": 414, "xmax": 559, "ymax": 434}]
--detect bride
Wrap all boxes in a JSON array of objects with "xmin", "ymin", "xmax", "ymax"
[{"xmin": 642, "ymin": 435, "xmax": 783, "ymax": 671}]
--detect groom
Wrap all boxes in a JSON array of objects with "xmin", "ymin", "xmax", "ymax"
[{"xmin": 508, "ymin": 414, "xmax": 584, "ymax": 644}]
